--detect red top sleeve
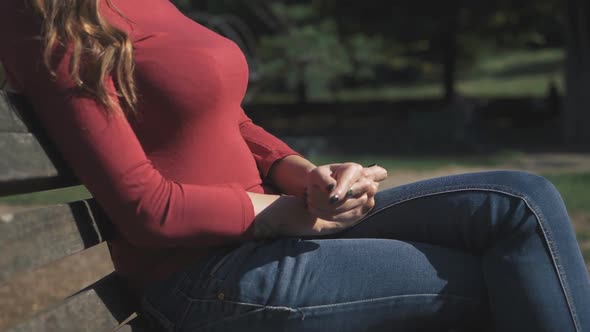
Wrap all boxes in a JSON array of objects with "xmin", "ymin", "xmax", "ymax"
[
  {"xmin": 238, "ymin": 109, "xmax": 302, "ymax": 180},
  {"xmin": 0, "ymin": 5, "xmax": 255, "ymax": 248}
]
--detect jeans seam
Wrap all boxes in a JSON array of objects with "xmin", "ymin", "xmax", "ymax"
[
  {"xmin": 184, "ymin": 294, "xmax": 480, "ymax": 331},
  {"xmin": 511, "ymin": 192, "xmax": 580, "ymax": 332},
  {"xmin": 140, "ymin": 297, "xmax": 176, "ymax": 332},
  {"xmin": 363, "ymin": 183, "xmax": 580, "ymax": 331},
  {"xmin": 176, "ymin": 295, "xmax": 196, "ymax": 332},
  {"xmin": 296, "ymin": 293, "xmax": 481, "ymax": 311},
  {"xmin": 179, "ymin": 292, "xmax": 481, "ymax": 309}
]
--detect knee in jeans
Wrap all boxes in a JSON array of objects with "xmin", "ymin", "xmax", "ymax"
[{"xmin": 494, "ymin": 171, "xmax": 562, "ymax": 202}]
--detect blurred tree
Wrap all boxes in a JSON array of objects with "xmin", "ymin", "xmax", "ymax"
[
  {"xmin": 564, "ymin": 0, "xmax": 590, "ymax": 146},
  {"xmin": 256, "ymin": 3, "xmax": 385, "ymax": 103},
  {"xmin": 315, "ymin": 0, "xmax": 564, "ymax": 103}
]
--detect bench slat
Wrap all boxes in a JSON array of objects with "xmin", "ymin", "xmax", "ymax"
[
  {"xmin": 6, "ymin": 274, "xmax": 142, "ymax": 332},
  {"xmin": 0, "ymin": 92, "xmax": 154, "ymax": 330},
  {"xmin": 0, "ymin": 132, "xmax": 78, "ymax": 196},
  {"xmin": 0, "ymin": 91, "xmax": 29, "ymax": 133},
  {"xmin": 0, "ymin": 199, "xmax": 113, "ymax": 284}
]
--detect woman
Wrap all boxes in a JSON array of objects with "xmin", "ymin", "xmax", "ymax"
[{"xmin": 1, "ymin": 1, "xmax": 588, "ymax": 331}]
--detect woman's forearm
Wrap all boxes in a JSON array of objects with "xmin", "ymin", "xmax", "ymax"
[
  {"xmin": 246, "ymin": 192, "xmax": 336, "ymax": 238},
  {"xmin": 267, "ymin": 155, "xmax": 316, "ymax": 197}
]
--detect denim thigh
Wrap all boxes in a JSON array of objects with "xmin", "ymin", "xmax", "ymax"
[{"xmin": 142, "ymin": 238, "xmax": 489, "ymax": 332}]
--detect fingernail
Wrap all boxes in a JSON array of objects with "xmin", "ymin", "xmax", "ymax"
[
  {"xmin": 329, "ymin": 195, "xmax": 339, "ymax": 204},
  {"xmin": 327, "ymin": 184, "xmax": 335, "ymax": 191},
  {"xmin": 366, "ymin": 163, "xmax": 377, "ymax": 167},
  {"xmin": 346, "ymin": 189, "xmax": 353, "ymax": 198}
]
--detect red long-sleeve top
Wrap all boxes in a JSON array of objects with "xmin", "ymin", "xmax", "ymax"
[{"xmin": 0, "ymin": 0, "xmax": 300, "ymax": 291}]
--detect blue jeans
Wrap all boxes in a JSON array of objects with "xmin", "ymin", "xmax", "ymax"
[{"xmin": 140, "ymin": 171, "xmax": 590, "ymax": 331}]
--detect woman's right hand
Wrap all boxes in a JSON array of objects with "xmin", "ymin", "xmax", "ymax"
[
  {"xmin": 304, "ymin": 163, "xmax": 388, "ymax": 224},
  {"xmin": 247, "ymin": 192, "xmax": 358, "ymax": 239}
]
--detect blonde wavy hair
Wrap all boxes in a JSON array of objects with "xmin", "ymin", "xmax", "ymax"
[{"xmin": 31, "ymin": 0, "xmax": 137, "ymax": 113}]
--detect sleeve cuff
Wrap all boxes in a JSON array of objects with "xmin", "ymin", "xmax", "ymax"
[{"xmin": 224, "ymin": 183, "xmax": 256, "ymax": 235}]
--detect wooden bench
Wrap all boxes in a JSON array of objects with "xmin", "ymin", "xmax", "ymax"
[{"xmin": 0, "ymin": 90, "xmax": 152, "ymax": 331}]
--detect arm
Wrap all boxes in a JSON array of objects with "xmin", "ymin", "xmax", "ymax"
[
  {"xmin": 266, "ymin": 155, "xmax": 316, "ymax": 197},
  {"xmin": 238, "ymin": 109, "xmax": 314, "ymax": 196},
  {"xmin": 0, "ymin": 9, "xmax": 255, "ymax": 248},
  {"xmin": 245, "ymin": 191, "xmax": 346, "ymax": 238}
]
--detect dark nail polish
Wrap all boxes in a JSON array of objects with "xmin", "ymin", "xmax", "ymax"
[
  {"xmin": 327, "ymin": 184, "xmax": 335, "ymax": 191},
  {"xmin": 329, "ymin": 195, "xmax": 339, "ymax": 204},
  {"xmin": 366, "ymin": 163, "xmax": 377, "ymax": 167},
  {"xmin": 346, "ymin": 189, "xmax": 353, "ymax": 198}
]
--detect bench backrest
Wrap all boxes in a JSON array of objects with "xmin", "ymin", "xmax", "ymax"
[{"xmin": 0, "ymin": 91, "xmax": 144, "ymax": 331}]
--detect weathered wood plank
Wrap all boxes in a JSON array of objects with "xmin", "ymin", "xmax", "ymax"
[
  {"xmin": 0, "ymin": 91, "xmax": 29, "ymax": 133},
  {"xmin": 0, "ymin": 199, "xmax": 114, "ymax": 284},
  {"xmin": 5, "ymin": 274, "xmax": 141, "ymax": 332},
  {"xmin": 0, "ymin": 132, "xmax": 78, "ymax": 196}
]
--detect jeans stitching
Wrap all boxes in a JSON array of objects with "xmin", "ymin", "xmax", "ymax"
[
  {"xmin": 176, "ymin": 298, "xmax": 197, "ymax": 332},
  {"xmin": 363, "ymin": 184, "xmax": 580, "ymax": 331},
  {"xmin": 184, "ymin": 294, "xmax": 480, "ymax": 331},
  {"xmin": 179, "ymin": 291, "xmax": 481, "ymax": 309},
  {"xmin": 140, "ymin": 297, "xmax": 175, "ymax": 332},
  {"xmin": 178, "ymin": 293, "xmax": 295, "ymax": 332},
  {"xmin": 296, "ymin": 293, "xmax": 481, "ymax": 311},
  {"xmin": 512, "ymin": 192, "xmax": 580, "ymax": 332}
]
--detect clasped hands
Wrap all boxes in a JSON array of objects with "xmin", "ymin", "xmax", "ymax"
[
  {"xmin": 250, "ymin": 162, "xmax": 388, "ymax": 239},
  {"xmin": 304, "ymin": 163, "xmax": 388, "ymax": 230}
]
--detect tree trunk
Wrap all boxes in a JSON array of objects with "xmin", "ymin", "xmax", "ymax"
[
  {"xmin": 564, "ymin": 0, "xmax": 590, "ymax": 147},
  {"xmin": 296, "ymin": 62, "xmax": 308, "ymax": 105},
  {"xmin": 443, "ymin": 14, "xmax": 458, "ymax": 105}
]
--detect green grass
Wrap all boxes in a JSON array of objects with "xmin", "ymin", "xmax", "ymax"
[
  {"xmin": 578, "ymin": 231, "xmax": 590, "ymax": 242},
  {"xmin": 467, "ymin": 48, "xmax": 564, "ymax": 78},
  {"xmin": 308, "ymin": 150, "xmax": 522, "ymax": 172},
  {"xmin": 544, "ymin": 173, "xmax": 590, "ymax": 213}
]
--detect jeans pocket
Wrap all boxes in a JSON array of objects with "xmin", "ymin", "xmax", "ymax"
[
  {"xmin": 208, "ymin": 241, "xmax": 263, "ymax": 281},
  {"xmin": 207, "ymin": 248, "xmax": 237, "ymax": 279},
  {"xmin": 140, "ymin": 295, "xmax": 177, "ymax": 332},
  {"xmin": 183, "ymin": 241, "xmax": 264, "ymax": 301}
]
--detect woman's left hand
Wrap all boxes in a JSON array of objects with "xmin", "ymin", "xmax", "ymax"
[{"xmin": 304, "ymin": 163, "xmax": 388, "ymax": 223}]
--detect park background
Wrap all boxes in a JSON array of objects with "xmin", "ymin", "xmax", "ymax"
[{"xmin": 1, "ymin": 0, "xmax": 589, "ymax": 329}]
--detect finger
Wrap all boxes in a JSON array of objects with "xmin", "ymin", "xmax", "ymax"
[
  {"xmin": 310, "ymin": 190, "xmax": 372, "ymax": 216},
  {"xmin": 346, "ymin": 178, "xmax": 377, "ymax": 198},
  {"xmin": 307, "ymin": 189, "xmax": 366, "ymax": 215},
  {"xmin": 307, "ymin": 180, "xmax": 344, "ymax": 212},
  {"xmin": 306, "ymin": 191, "xmax": 334, "ymax": 213},
  {"xmin": 331, "ymin": 193, "xmax": 369, "ymax": 214},
  {"xmin": 331, "ymin": 196, "xmax": 375, "ymax": 223},
  {"xmin": 329, "ymin": 163, "xmax": 363, "ymax": 203},
  {"xmin": 373, "ymin": 181, "xmax": 380, "ymax": 194},
  {"xmin": 306, "ymin": 203, "xmax": 337, "ymax": 221},
  {"xmin": 309, "ymin": 165, "xmax": 338, "ymax": 192},
  {"xmin": 309, "ymin": 179, "xmax": 373, "ymax": 214},
  {"xmin": 308, "ymin": 201, "xmax": 354, "ymax": 223},
  {"xmin": 364, "ymin": 165, "xmax": 388, "ymax": 182}
]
